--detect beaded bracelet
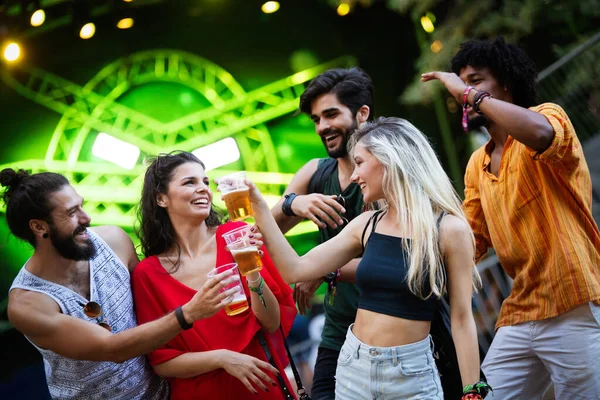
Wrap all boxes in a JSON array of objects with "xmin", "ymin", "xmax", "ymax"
[
  {"xmin": 463, "ymin": 380, "xmax": 493, "ymax": 398},
  {"xmin": 248, "ymin": 276, "xmax": 267, "ymax": 309},
  {"xmin": 473, "ymin": 91, "xmax": 492, "ymax": 115}
]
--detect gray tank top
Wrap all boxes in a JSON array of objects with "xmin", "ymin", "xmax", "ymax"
[{"xmin": 9, "ymin": 229, "xmax": 169, "ymax": 399}]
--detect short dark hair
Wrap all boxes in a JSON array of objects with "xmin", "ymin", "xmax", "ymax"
[
  {"xmin": 299, "ymin": 67, "xmax": 374, "ymax": 119},
  {"xmin": 0, "ymin": 169, "xmax": 69, "ymax": 247},
  {"xmin": 136, "ymin": 151, "xmax": 223, "ymax": 271},
  {"xmin": 451, "ymin": 37, "xmax": 537, "ymax": 108}
]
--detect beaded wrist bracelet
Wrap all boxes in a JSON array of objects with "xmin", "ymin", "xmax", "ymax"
[
  {"xmin": 248, "ymin": 275, "xmax": 267, "ymax": 309},
  {"xmin": 473, "ymin": 91, "xmax": 492, "ymax": 115},
  {"xmin": 463, "ymin": 380, "xmax": 493, "ymax": 398}
]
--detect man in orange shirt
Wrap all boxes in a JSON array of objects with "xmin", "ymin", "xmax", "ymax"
[{"xmin": 422, "ymin": 37, "xmax": 600, "ymax": 399}]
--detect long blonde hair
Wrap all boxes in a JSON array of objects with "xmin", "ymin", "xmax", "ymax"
[{"xmin": 349, "ymin": 117, "xmax": 481, "ymax": 299}]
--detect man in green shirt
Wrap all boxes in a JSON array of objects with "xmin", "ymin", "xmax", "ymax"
[{"xmin": 272, "ymin": 67, "xmax": 373, "ymax": 400}]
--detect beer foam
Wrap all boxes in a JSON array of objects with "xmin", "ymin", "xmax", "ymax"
[
  {"xmin": 231, "ymin": 246, "xmax": 258, "ymax": 253},
  {"xmin": 229, "ymin": 292, "xmax": 246, "ymax": 303},
  {"xmin": 223, "ymin": 187, "xmax": 249, "ymax": 195}
]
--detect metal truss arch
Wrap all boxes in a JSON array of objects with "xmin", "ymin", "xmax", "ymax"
[
  {"xmin": 47, "ymin": 49, "xmax": 281, "ymax": 174},
  {"xmin": 1, "ymin": 53, "xmax": 357, "ymax": 226}
]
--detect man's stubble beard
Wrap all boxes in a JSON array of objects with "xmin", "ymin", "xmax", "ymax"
[{"xmin": 325, "ymin": 119, "xmax": 358, "ymax": 159}]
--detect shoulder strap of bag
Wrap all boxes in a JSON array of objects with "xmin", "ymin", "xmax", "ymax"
[
  {"xmin": 256, "ymin": 330, "xmax": 303, "ymax": 399},
  {"xmin": 307, "ymin": 158, "xmax": 337, "ymax": 195},
  {"xmin": 279, "ymin": 326, "xmax": 311, "ymax": 399}
]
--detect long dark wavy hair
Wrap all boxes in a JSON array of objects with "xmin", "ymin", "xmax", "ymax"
[{"xmin": 136, "ymin": 151, "xmax": 223, "ymax": 272}]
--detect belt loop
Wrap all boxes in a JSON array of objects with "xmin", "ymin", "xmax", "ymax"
[
  {"xmin": 392, "ymin": 347, "xmax": 398, "ymax": 366},
  {"xmin": 355, "ymin": 343, "xmax": 360, "ymax": 359}
]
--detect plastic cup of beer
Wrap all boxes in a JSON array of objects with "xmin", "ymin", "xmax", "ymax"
[
  {"xmin": 222, "ymin": 225, "xmax": 252, "ymax": 245},
  {"xmin": 207, "ymin": 263, "xmax": 249, "ymax": 316},
  {"xmin": 218, "ymin": 171, "xmax": 253, "ymax": 221},
  {"xmin": 228, "ymin": 239, "xmax": 263, "ymax": 276}
]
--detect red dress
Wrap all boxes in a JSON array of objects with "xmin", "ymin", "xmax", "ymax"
[{"xmin": 132, "ymin": 222, "xmax": 297, "ymax": 400}]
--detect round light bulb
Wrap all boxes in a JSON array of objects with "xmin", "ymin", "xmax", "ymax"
[
  {"xmin": 80, "ymin": 23, "xmax": 96, "ymax": 40},
  {"xmin": 3, "ymin": 42, "xmax": 21, "ymax": 62},
  {"xmin": 31, "ymin": 9, "xmax": 46, "ymax": 27}
]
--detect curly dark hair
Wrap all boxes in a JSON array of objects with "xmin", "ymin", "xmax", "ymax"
[
  {"xmin": 451, "ymin": 37, "xmax": 538, "ymax": 108},
  {"xmin": 136, "ymin": 151, "xmax": 223, "ymax": 272},
  {"xmin": 0, "ymin": 168, "xmax": 68, "ymax": 247},
  {"xmin": 299, "ymin": 67, "xmax": 375, "ymax": 119}
]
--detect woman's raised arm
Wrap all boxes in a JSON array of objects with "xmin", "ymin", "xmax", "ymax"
[{"xmin": 243, "ymin": 179, "xmax": 367, "ymax": 284}]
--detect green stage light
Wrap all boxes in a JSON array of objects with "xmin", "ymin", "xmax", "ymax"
[
  {"xmin": 92, "ymin": 132, "xmax": 140, "ymax": 169},
  {"xmin": 0, "ymin": 51, "xmax": 354, "ymax": 232},
  {"xmin": 289, "ymin": 49, "xmax": 319, "ymax": 73},
  {"xmin": 192, "ymin": 137, "xmax": 241, "ymax": 172}
]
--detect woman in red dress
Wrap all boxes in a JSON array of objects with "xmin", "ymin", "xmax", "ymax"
[{"xmin": 131, "ymin": 151, "xmax": 297, "ymax": 400}]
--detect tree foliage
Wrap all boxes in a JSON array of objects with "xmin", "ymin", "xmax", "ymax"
[{"xmin": 385, "ymin": 0, "xmax": 600, "ymax": 105}]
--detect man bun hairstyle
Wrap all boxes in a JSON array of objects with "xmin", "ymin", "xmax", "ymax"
[{"xmin": 0, "ymin": 168, "xmax": 69, "ymax": 246}]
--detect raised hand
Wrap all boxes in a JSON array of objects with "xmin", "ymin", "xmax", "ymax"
[
  {"xmin": 421, "ymin": 71, "xmax": 469, "ymax": 104},
  {"xmin": 290, "ymin": 193, "xmax": 346, "ymax": 229},
  {"xmin": 221, "ymin": 351, "xmax": 279, "ymax": 395}
]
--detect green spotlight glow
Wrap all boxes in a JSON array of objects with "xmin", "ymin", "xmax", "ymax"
[
  {"xmin": 92, "ymin": 132, "xmax": 140, "ymax": 169},
  {"xmin": 192, "ymin": 138, "xmax": 241, "ymax": 171},
  {"xmin": 289, "ymin": 49, "xmax": 319, "ymax": 73}
]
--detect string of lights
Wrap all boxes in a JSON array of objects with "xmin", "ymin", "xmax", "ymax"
[
  {"xmin": 0, "ymin": 0, "xmax": 151, "ymax": 62},
  {"xmin": 0, "ymin": 1, "xmax": 385, "ymax": 63}
]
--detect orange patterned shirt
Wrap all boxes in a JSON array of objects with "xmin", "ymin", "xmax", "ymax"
[{"xmin": 464, "ymin": 103, "xmax": 600, "ymax": 329}]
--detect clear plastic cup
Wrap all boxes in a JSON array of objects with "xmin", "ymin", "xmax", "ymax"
[
  {"xmin": 207, "ymin": 263, "xmax": 249, "ymax": 316},
  {"xmin": 227, "ymin": 239, "xmax": 263, "ymax": 276},
  {"xmin": 222, "ymin": 225, "xmax": 252, "ymax": 245},
  {"xmin": 217, "ymin": 171, "xmax": 254, "ymax": 221}
]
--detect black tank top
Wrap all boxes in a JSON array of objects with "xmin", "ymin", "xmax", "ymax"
[{"xmin": 355, "ymin": 210, "xmax": 439, "ymax": 321}]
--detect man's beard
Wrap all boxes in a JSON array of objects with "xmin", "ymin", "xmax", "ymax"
[
  {"xmin": 323, "ymin": 120, "xmax": 358, "ymax": 159},
  {"xmin": 467, "ymin": 114, "xmax": 488, "ymax": 131},
  {"xmin": 48, "ymin": 223, "xmax": 96, "ymax": 261}
]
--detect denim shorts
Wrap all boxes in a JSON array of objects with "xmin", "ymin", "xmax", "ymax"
[{"xmin": 335, "ymin": 324, "xmax": 443, "ymax": 399}]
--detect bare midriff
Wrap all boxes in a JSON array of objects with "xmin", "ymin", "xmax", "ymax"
[{"xmin": 352, "ymin": 308, "xmax": 431, "ymax": 347}]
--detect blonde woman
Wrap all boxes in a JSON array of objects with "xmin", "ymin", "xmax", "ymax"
[{"xmin": 241, "ymin": 117, "xmax": 484, "ymax": 399}]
